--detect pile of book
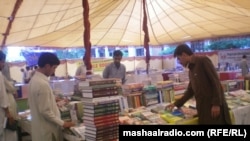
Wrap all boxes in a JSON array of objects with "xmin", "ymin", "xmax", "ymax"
[
  {"xmin": 80, "ymin": 79, "xmax": 121, "ymax": 141},
  {"xmin": 119, "ymin": 107, "xmax": 152, "ymax": 125},
  {"xmin": 63, "ymin": 124, "xmax": 86, "ymax": 141},
  {"xmin": 142, "ymin": 85, "xmax": 159, "ymax": 106},
  {"xmin": 173, "ymin": 82, "xmax": 188, "ymax": 95},
  {"xmin": 79, "ymin": 78, "xmax": 122, "ymax": 98},
  {"xmin": 83, "ymin": 99, "xmax": 120, "ymax": 141},
  {"xmin": 122, "ymin": 83, "xmax": 144, "ymax": 108},
  {"xmin": 156, "ymin": 81, "xmax": 175, "ymax": 103}
]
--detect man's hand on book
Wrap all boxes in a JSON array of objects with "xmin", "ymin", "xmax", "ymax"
[
  {"xmin": 165, "ymin": 103, "xmax": 175, "ymax": 112},
  {"xmin": 63, "ymin": 121, "xmax": 75, "ymax": 128}
]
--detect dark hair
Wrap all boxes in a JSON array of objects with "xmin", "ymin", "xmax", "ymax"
[
  {"xmin": 0, "ymin": 51, "xmax": 6, "ymax": 61},
  {"xmin": 243, "ymin": 55, "xmax": 247, "ymax": 59},
  {"xmin": 174, "ymin": 44, "xmax": 193, "ymax": 57},
  {"xmin": 113, "ymin": 50, "xmax": 123, "ymax": 57},
  {"xmin": 38, "ymin": 52, "xmax": 60, "ymax": 68}
]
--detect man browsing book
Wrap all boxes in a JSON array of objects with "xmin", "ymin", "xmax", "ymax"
[
  {"xmin": 28, "ymin": 52, "xmax": 75, "ymax": 141},
  {"xmin": 166, "ymin": 44, "xmax": 231, "ymax": 125}
]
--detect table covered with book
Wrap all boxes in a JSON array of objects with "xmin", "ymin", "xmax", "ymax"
[
  {"xmin": 118, "ymin": 88, "xmax": 250, "ymax": 125},
  {"xmin": 17, "ymin": 78, "xmax": 250, "ymax": 141},
  {"xmin": 18, "ymin": 78, "xmax": 122, "ymax": 141}
]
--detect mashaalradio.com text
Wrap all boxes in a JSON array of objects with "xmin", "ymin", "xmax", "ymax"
[{"xmin": 123, "ymin": 129, "xmax": 204, "ymax": 137}]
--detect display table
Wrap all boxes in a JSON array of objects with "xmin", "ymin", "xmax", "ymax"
[
  {"xmin": 18, "ymin": 119, "xmax": 85, "ymax": 141},
  {"xmin": 218, "ymin": 71, "xmax": 239, "ymax": 81}
]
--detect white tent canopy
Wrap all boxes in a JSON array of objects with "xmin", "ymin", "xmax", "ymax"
[{"xmin": 0, "ymin": 0, "xmax": 250, "ymax": 48}]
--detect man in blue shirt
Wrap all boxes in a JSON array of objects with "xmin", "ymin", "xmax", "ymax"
[{"xmin": 103, "ymin": 50, "xmax": 126, "ymax": 84}]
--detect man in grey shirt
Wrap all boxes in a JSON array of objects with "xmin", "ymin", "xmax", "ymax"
[
  {"xmin": 240, "ymin": 55, "xmax": 249, "ymax": 77},
  {"xmin": 103, "ymin": 50, "xmax": 126, "ymax": 84}
]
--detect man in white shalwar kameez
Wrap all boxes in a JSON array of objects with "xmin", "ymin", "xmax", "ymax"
[
  {"xmin": 0, "ymin": 51, "xmax": 15, "ymax": 141},
  {"xmin": 0, "ymin": 72, "xmax": 9, "ymax": 141},
  {"xmin": 3, "ymin": 76, "xmax": 18, "ymax": 141},
  {"xmin": 28, "ymin": 52, "xmax": 74, "ymax": 141}
]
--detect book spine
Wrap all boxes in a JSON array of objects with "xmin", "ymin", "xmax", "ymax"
[
  {"xmin": 84, "ymin": 116, "xmax": 119, "ymax": 125},
  {"xmin": 83, "ymin": 99, "xmax": 119, "ymax": 106},
  {"xmin": 84, "ymin": 102, "xmax": 120, "ymax": 110},
  {"xmin": 88, "ymin": 80, "xmax": 117, "ymax": 86},
  {"xmin": 84, "ymin": 106, "xmax": 120, "ymax": 114},
  {"xmin": 82, "ymin": 90, "xmax": 119, "ymax": 98},
  {"xmin": 82, "ymin": 85, "xmax": 120, "ymax": 91},
  {"xmin": 83, "ymin": 113, "xmax": 119, "ymax": 121},
  {"xmin": 85, "ymin": 120, "xmax": 119, "ymax": 128},
  {"xmin": 84, "ymin": 108, "xmax": 120, "ymax": 116}
]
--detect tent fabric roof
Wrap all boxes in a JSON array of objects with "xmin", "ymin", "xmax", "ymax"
[{"xmin": 0, "ymin": 0, "xmax": 250, "ymax": 48}]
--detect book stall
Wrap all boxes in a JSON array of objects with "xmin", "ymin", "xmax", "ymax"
[{"xmin": 17, "ymin": 73, "xmax": 250, "ymax": 141}]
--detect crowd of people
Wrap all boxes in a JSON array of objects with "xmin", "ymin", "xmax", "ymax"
[{"xmin": 20, "ymin": 65, "xmax": 38, "ymax": 84}]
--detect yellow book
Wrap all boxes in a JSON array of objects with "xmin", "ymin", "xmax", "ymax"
[{"xmin": 160, "ymin": 113, "xmax": 183, "ymax": 124}]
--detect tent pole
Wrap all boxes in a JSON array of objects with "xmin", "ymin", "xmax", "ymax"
[
  {"xmin": 142, "ymin": 0, "xmax": 150, "ymax": 74},
  {"xmin": 82, "ymin": 0, "xmax": 92, "ymax": 76}
]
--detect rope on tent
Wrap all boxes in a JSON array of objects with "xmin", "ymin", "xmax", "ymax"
[
  {"xmin": 142, "ymin": 0, "xmax": 150, "ymax": 74},
  {"xmin": 82, "ymin": 0, "xmax": 92, "ymax": 75},
  {"xmin": 1, "ymin": 0, "xmax": 23, "ymax": 49}
]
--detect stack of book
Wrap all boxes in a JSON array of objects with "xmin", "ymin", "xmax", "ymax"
[
  {"xmin": 142, "ymin": 85, "xmax": 159, "ymax": 106},
  {"xmin": 79, "ymin": 78, "xmax": 122, "ymax": 98},
  {"xmin": 140, "ymin": 110, "xmax": 167, "ymax": 124},
  {"xmin": 156, "ymin": 81, "xmax": 175, "ymax": 103},
  {"xmin": 173, "ymin": 82, "xmax": 188, "ymax": 95},
  {"xmin": 80, "ymin": 79, "xmax": 121, "ymax": 141},
  {"xmin": 122, "ymin": 83, "xmax": 144, "ymax": 108},
  {"xmin": 63, "ymin": 124, "xmax": 86, "ymax": 140},
  {"xmin": 83, "ymin": 99, "xmax": 120, "ymax": 141}
]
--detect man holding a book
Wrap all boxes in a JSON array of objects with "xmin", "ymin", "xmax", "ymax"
[{"xmin": 28, "ymin": 52, "xmax": 75, "ymax": 141}]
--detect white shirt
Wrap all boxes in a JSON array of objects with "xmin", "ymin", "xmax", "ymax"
[
  {"xmin": 0, "ymin": 72, "xmax": 9, "ymax": 139},
  {"xmin": 75, "ymin": 64, "xmax": 86, "ymax": 76},
  {"xmin": 28, "ymin": 71, "xmax": 64, "ymax": 141}
]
